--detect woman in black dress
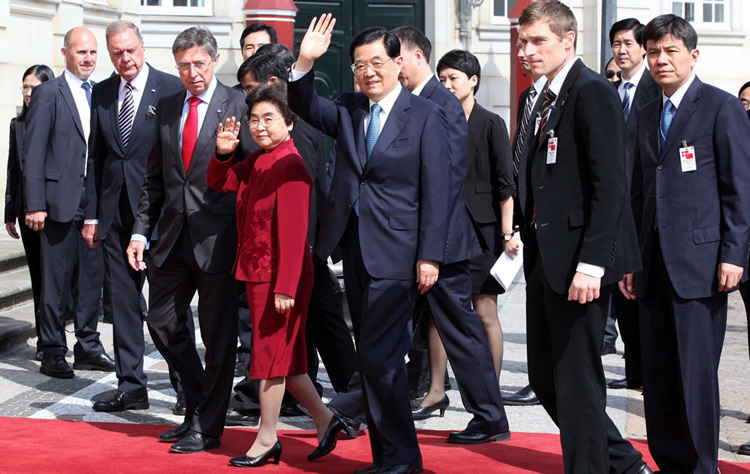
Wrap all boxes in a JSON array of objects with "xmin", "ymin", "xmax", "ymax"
[
  {"xmin": 5, "ymin": 64, "xmax": 55, "ymax": 361},
  {"xmin": 413, "ymin": 50, "xmax": 519, "ymax": 417}
]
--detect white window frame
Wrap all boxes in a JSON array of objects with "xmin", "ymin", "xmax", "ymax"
[
  {"xmin": 490, "ymin": 0, "xmax": 517, "ymax": 25},
  {"xmin": 673, "ymin": 0, "xmax": 729, "ymax": 31},
  {"xmin": 140, "ymin": 0, "xmax": 213, "ymax": 17}
]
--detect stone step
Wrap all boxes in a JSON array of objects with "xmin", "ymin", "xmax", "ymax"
[
  {"xmin": 0, "ymin": 267, "xmax": 33, "ymax": 312},
  {"xmin": 0, "ymin": 240, "xmax": 35, "ymax": 354},
  {"xmin": 0, "ymin": 302, "xmax": 35, "ymax": 354}
]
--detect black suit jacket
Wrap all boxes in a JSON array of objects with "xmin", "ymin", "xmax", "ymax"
[
  {"xmin": 418, "ymin": 76, "xmax": 480, "ymax": 263},
  {"xmin": 5, "ymin": 118, "xmax": 25, "ymax": 222},
  {"xmin": 520, "ymin": 60, "xmax": 636, "ymax": 294},
  {"xmin": 132, "ymin": 81, "xmax": 254, "ymax": 272},
  {"xmin": 23, "ymin": 74, "xmax": 92, "ymax": 221},
  {"xmin": 632, "ymin": 77, "xmax": 750, "ymax": 299},
  {"xmin": 290, "ymin": 118, "xmax": 326, "ymax": 249},
  {"xmin": 464, "ymin": 102, "xmax": 514, "ymax": 225},
  {"xmin": 86, "ymin": 65, "xmax": 183, "ymax": 238}
]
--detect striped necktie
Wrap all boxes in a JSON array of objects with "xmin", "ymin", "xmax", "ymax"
[
  {"xmin": 118, "ymin": 82, "xmax": 135, "ymax": 150},
  {"xmin": 513, "ymin": 86, "xmax": 537, "ymax": 178},
  {"xmin": 622, "ymin": 82, "xmax": 633, "ymax": 121},
  {"xmin": 537, "ymin": 88, "xmax": 557, "ymax": 137}
]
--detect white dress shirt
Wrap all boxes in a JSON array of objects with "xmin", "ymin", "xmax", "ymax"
[{"xmin": 63, "ymin": 69, "xmax": 92, "ymax": 171}]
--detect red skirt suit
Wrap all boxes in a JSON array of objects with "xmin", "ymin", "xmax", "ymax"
[{"xmin": 208, "ymin": 139, "xmax": 313, "ymax": 379}]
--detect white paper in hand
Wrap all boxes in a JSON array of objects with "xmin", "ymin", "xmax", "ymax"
[{"xmin": 490, "ymin": 239, "xmax": 524, "ymax": 290}]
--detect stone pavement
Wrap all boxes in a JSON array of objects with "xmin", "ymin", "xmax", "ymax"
[{"xmin": 0, "ymin": 256, "xmax": 749, "ymax": 467}]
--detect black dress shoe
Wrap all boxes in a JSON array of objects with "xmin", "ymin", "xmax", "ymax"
[
  {"xmin": 230, "ymin": 440, "xmax": 282, "ymax": 467},
  {"xmin": 738, "ymin": 443, "xmax": 750, "ymax": 455},
  {"xmin": 159, "ymin": 421, "xmax": 191, "ymax": 442},
  {"xmin": 447, "ymin": 427, "xmax": 511, "ymax": 444},
  {"xmin": 73, "ymin": 353, "xmax": 116, "ymax": 372},
  {"xmin": 40, "ymin": 355, "xmax": 74, "ymax": 379},
  {"xmin": 172, "ymin": 392, "xmax": 186, "ymax": 416},
  {"xmin": 234, "ymin": 359, "xmax": 250, "ymax": 378},
  {"xmin": 169, "ymin": 430, "xmax": 220, "ymax": 453},
  {"xmin": 308, "ymin": 414, "xmax": 347, "ymax": 460},
  {"xmin": 225, "ymin": 408, "xmax": 259, "ymax": 426},
  {"xmin": 93, "ymin": 390, "xmax": 149, "ymax": 412},
  {"xmin": 34, "ymin": 350, "xmax": 44, "ymax": 362},
  {"xmin": 280, "ymin": 402, "xmax": 307, "ymax": 417},
  {"xmin": 502, "ymin": 385, "xmax": 540, "ymax": 406},
  {"xmin": 634, "ymin": 462, "xmax": 655, "ymax": 473},
  {"xmin": 412, "ymin": 395, "xmax": 449, "ymax": 420},
  {"xmin": 608, "ymin": 378, "xmax": 643, "ymax": 390}
]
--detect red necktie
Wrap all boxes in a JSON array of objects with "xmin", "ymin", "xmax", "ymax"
[{"xmin": 182, "ymin": 96, "xmax": 201, "ymax": 172}]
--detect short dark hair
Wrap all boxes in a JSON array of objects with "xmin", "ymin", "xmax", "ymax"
[
  {"xmin": 739, "ymin": 81, "xmax": 750, "ymax": 99},
  {"xmin": 436, "ymin": 49, "xmax": 481, "ymax": 94},
  {"xmin": 519, "ymin": 0, "xmax": 578, "ymax": 49},
  {"xmin": 391, "ymin": 26, "xmax": 432, "ymax": 64},
  {"xmin": 254, "ymin": 42, "xmax": 294, "ymax": 67},
  {"xmin": 643, "ymin": 14, "xmax": 698, "ymax": 51},
  {"xmin": 349, "ymin": 27, "xmax": 401, "ymax": 62},
  {"xmin": 609, "ymin": 18, "xmax": 645, "ymax": 47},
  {"xmin": 238, "ymin": 53, "xmax": 289, "ymax": 84},
  {"xmin": 245, "ymin": 83, "xmax": 296, "ymax": 126},
  {"xmin": 239, "ymin": 22, "xmax": 278, "ymax": 48},
  {"xmin": 19, "ymin": 64, "xmax": 55, "ymax": 119}
]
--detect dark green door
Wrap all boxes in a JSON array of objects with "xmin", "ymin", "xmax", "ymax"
[{"xmin": 294, "ymin": 0, "xmax": 425, "ymax": 99}]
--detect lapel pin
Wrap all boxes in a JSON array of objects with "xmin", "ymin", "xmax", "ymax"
[{"xmin": 151, "ymin": 89, "xmax": 156, "ymax": 93}]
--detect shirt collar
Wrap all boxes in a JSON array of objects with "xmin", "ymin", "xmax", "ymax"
[
  {"xmin": 121, "ymin": 63, "xmax": 150, "ymax": 92},
  {"xmin": 532, "ymin": 75, "xmax": 548, "ymax": 95},
  {"xmin": 64, "ymin": 69, "xmax": 88, "ymax": 89},
  {"xmin": 411, "ymin": 74, "xmax": 433, "ymax": 97},
  {"xmin": 185, "ymin": 76, "xmax": 218, "ymax": 105},
  {"xmin": 547, "ymin": 57, "xmax": 579, "ymax": 97},
  {"xmin": 662, "ymin": 74, "xmax": 696, "ymax": 109},
  {"xmin": 622, "ymin": 62, "xmax": 646, "ymax": 88},
  {"xmin": 369, "ymin": 82, "xmax": 402, "ymax": 115}
]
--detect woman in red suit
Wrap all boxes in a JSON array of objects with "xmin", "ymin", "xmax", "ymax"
[{"xmin": 208, "ymin": 84, "xmax": 346, "ymax": 468}]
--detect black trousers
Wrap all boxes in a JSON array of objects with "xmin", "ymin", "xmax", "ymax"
[
  {"xmin": 638, "ymin": 236, "xmax": 725, "ymax": 474},
  {"xmin": 19, "ymin": 219, "xmax": 42, "ymax": 341},
  {"xmin": 146, "ymin": 226, "xmax": 238, "ymax": 437},
  {"xmin": 306, "ymin": 253, "xmax": 357, "ymax": 393},
  {"xmin": 339, "ymin": 214, "xmax": 420, "ymax": 466},
  {"xmin": 612, "ymin": 290, "xmax": 643, "ymax": 384},
  {"xmin": 38, "ymin": 207, "xmax": 104, "ymax": 359},
  {"xmin": 102, "ymin": 189, "xmax": 147, "ymax": 395},
  {"xmin": 525, "ymin": 234, "xmax": 644, "ymax": 474}
]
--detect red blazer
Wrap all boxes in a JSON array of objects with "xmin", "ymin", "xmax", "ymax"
[{"xmin": 208, "ymin": 139, "xmax": 312, "ymax": 297}]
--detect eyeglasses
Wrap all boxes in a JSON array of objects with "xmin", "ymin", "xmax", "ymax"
[
  {"xmin": 249, "ymin": 116, "xmax": 284, "ymax": 129},
  {"xmin": 175, "ymin": 61, "xmax": 211, "ymax": 72},
  {"xmin": 351, "ymin": 57, "xmax": 394, "ymax": 75}
]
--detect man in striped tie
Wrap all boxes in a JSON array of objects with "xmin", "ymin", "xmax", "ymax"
[{"xmin": 83, "ymin": 20, "xmax": 183, "ymax": 412}]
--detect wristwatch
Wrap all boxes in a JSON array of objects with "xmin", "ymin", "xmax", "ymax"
[{"xmin": 503, "ymin": 232, "xmax": 514, "ymax": 241}]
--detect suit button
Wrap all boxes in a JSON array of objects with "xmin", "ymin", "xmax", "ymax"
[
  {"xmin": 346, "ymin": 204, "xmax": 352, "ymax": 210},
  {"xmin": 657, "ymin": 165, "xmax": 663, "ymax": 170},
  {"xmin": 81, "ymin": 153, "xmax": 86, "ymax": 158},
  {"xmin": 360, "ymin": 180, "xmax": 367, "ymax": 185},
  {"xmin": 80, "ymin": 174, "xmax": 84, "ymax": 179},
  {"xmin": 124, "ymin": 157, "xmax": 128, "ymax": 161},
  {"xmin": 184, "ymin": 183, "xmax": 190, "ymax": 188},
  {"xmin": 178, "ymin": 208, "xmax": 185, "ymax": 214}
]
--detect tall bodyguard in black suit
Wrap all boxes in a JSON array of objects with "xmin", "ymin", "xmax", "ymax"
[
  {"xmin": 83, "ymin": 21, "xmax": 183, "ymax": 412},
  {"xmin": 5, "ymin": 65, "xmax": 55, "ymax": 360},
  {"xmin": 393, "ymin": 29, "xmax": 510, "ymax": 444},
  {"xmin": 606, "ymin": 18, "xmax": 660, "ymax": 391},
  {"xmin": 289, "ymin": 16, "xmax": 451, "ymax": 474},
  {"xmin": 24, "ymin": 27, "xmax": 114, "ymax": 379},
  {"xmin": 621, "ymin": 15, "xmax": 750, "ymax": 474},
  {"xmin": 517, "ymin": 2, "xmax": 649, "ymax": 473},
  {"xmin": 126, "ymin": 26, "xmax": 253, "ymax": 454}
]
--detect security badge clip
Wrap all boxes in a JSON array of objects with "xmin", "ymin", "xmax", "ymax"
[
  {"xmin": 546, "ymin": 130, "xmax": 557, "ymax": 165},
  {"xmin": 679, "ymin": 140, "xmax": 696, "ymax": 172}
]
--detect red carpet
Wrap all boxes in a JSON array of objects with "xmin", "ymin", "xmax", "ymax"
[{"xmin": 1, "ymin": 417, "xmax": 748, "ymax": 473}]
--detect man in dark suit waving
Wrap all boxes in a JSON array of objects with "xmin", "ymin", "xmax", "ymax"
[
  {"xmin": 126, "ymin": 26, "xmax": 253, "ymax": 454},
  {"xmin": 517, "ymin": 1, "xmax": 649, "ymax": 473},
  {"xmin": 606, "ymin": 18, "xmax": 660, "ymax": 391},
  {"xmin": 83, "ymin": 21, "xmax": 183, "ymax": 412},
  {"xmin": 622, "ymin": 15, "xmax": 750, "ymax": 474},
  {"xmin": 24, "ymin": 27, "xmax": 114, "ymax": 379},
  {"xmin": 288, "ymin": 15, "xmax": 451, "ymax": 474}
]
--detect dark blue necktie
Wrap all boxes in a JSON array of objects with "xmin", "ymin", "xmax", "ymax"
[
  {"xmin": 81, "ymin": 82, "xmax": 92, "ymax": 108},
  {"xmin": 622, "ymin": 82, "xmax": 633, "ymax": 121},
  {"xmin": 660, "ymin": 99, "xmax": 675, "ymax": 150},
  {"xmin": 354, "ymin": 103, "xmax": 382, "ymax": 216}
]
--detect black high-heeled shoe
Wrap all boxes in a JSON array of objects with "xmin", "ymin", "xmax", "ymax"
[
  {"xmin": 412, "ymin": 394, "xmax": 449, "ymax": 420},
  {"xmin": 308, "ymin": 413, "xmax": 347, "ymax": 460},
  {"xmin": 229, "ymin": 440, "xmax": 282, "ymax": 468}
]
